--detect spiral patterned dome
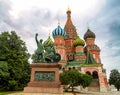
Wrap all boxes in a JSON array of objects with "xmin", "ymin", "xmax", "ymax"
[
  {"xmin": 73, "ymin": 35, "xmax": 85, "ymax": 47},
  {"xmin": 84, "ymin": 29, "xmax": 96, "ymax": 40},
  {"xmin": 43, "ymin": 36, "xmax": 53, "ymax": 47},
  {"xmin": 52, "ymin": 24, "xmax": 66, "ymax": 38}
]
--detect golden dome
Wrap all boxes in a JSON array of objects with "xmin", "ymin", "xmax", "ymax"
[{"xmin": 67, "ymin": 7, "xmax": 71, "ymax": 13}]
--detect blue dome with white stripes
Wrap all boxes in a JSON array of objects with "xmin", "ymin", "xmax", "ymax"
[{"xmin": 52, "ymin": 24, "xmax": 66, "ymax": 38}]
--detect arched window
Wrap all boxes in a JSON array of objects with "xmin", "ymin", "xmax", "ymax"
[
  {"xmin": 73, "ymin": 67, "xmax": 75, "ymax": 69},
  {"xmin": 86, "ymin": 71, "xmax": 91, "ymax": 75},
  {"xmin": 68, "ymin": 67, "xmax": 71, "ymax": 70}
]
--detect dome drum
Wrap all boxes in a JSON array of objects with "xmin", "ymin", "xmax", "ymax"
[{"xmin": 84, "ymin": 45, "xmax": 100, "ymax": 51}]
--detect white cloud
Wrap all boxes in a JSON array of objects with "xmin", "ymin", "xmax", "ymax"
[
  {"xmin": 10, "ymin": 0, "xmax": 106, "ymax": 18},
  {"xmin": 1, "ymin": 0, "xmax": 120, "ymax": 77},
  {"xmin": 0, "ymin": 0, "xmax": 107, "ymax": 63}
]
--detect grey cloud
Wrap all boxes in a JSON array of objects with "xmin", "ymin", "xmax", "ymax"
[
  {"xmin": 105, "ymin": 0, "xmax": 120, "ymax": 9},
  {"xmin": 105, "ymin": 1, "xmax": 120, "ymax": 58},
  {"xmin": 0, "ymin": 0, "xmax": 63, "ymax": 54},
  {"xmin": 14, "ymin": 9, "xmax": 56, "ymax": 39},
  {"xmin": 13, "ymin": 9, "xmax": 52, "ymax": 29},
  {"xmin": 0, "ymin": 0, "xmax": 14, "ymax": 31},
  {"xmin": 0, "ymin": 0, "xmax": 11, "ymax": 20}
]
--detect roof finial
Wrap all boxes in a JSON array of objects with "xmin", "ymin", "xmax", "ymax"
[
  {"xmin": 48, "ymin": 29, "xmax": 50, "ymax": 37},
  {"xmin": 87, "ymin": 22, "xmax": 90, "ymax": 29},
  {"xmin": 67, "ymin": 6, "xmax": 71, "ymax": 13},
  {"xmin": 58, "ymin": 20, "xmax": 60, "ymax": 26}
]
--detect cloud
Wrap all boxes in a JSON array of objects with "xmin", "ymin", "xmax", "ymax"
[
  {"xmin": 95, "ymin": 0, "xmax": 120, "ymax": 77},
  {"xmin": 0, "ymin": 0, "xmax": 67, "ymax": 55},
  {"xmin": 103, "ymin": 0, "xmax": 120, "ymax": 58},
  {"xmin": 0, "ymin": 0, "xmax": 120, "ymax": 77},
  {"xmin": 0, "ymin": 0, "xmax": 14, "ymax": 31}
]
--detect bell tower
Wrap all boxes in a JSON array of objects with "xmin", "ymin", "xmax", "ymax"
[{"xmin": 64, "ymin": 8, "xmax": 77, "ymax": 61}]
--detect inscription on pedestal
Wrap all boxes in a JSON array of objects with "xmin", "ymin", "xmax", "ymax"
[{"xmin": 34, "ymin": 71, "xmax": 55, "ymax": 81}]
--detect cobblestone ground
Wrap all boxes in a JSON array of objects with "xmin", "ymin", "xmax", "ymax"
[{"xmin": 8, "ymin": 91, "xmax": 120, "ymax": 95}]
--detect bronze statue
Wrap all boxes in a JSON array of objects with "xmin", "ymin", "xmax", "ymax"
[
  {"xmin": 34, "ymin": 33, "xmax": 61, "ymax": 63},
  {"xmin": 35, "ymin": 33, "xmax": 45, "ymax": 62}
]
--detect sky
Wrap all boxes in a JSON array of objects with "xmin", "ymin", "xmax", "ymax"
[{"xmin": 0, "ymin": 0, "xmax": 120, "ymax": 78}]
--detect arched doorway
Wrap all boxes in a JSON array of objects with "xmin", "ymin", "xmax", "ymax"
[
  {"xmin": 88, "ymin": 71, "xmax": 100, "ymax": 92},
  {"xmin": 92, "ymin": 71, "xmax": 98, "ymax": 79}
]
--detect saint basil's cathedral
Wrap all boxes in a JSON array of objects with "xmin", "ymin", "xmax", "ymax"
[{"xmin": 44, "ymin": 8, "xmax": 108, "ymax": 92}]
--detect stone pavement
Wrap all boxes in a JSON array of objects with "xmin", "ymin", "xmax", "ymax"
[
  {"xmin": 76, "ymin": 91, "xmax": 120, "ymax": 95},
  {"xmin": 8, "ymin": 92, "xmax": 74, "ymax": 95},
  {"xmin": 8, "ymin": 91, "xmax": 120, "ymax": 95}
]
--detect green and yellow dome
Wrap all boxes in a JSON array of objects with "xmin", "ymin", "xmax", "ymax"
[
  {"xmin": 73, "ymin": 35, "xmax": 85, "ymax": 47},
  {"xmin": 43, "ymin": 35, "xmax": 53, "ymax": 47}
]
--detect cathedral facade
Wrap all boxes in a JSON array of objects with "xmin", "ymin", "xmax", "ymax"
[{"xmin": 45, "ymin": 8, "xmax": 108, "ymax": 92}]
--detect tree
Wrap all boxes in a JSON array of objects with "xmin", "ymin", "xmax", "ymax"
[
  {"xmin": 109, "ymin": 69, "xmax": 120, "ymax": 91},
  {"xmin": 80, "ymin": 74, "xmax": 92, "ymax": 88},
  {"xmin": 0, "ymin": 31, "xmax": 31, "ymax": 90},
  {"xmin": 60, "ymin": 69, "xmax": 92, "ymax": 92},
  {"xmin": 0, "ymin": 61, "xmax": 9, "ymax": 89},
  {"xmin": 60, "ymin": 69, "xmax": 81, "ymax": 92}
]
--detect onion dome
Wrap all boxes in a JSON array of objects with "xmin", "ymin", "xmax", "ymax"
[
  {"xmin": 84, "ymin": 29, "xmax": 96, "ymax": 40},
  {"xmin": 73, "ymin": 35, "xmax": 85, "ymax": 47},
  {"xmin": 52, "ymin": 21, "xmax": 66, "ymax": 38},
  {"xmin": 43, "ymin": 35, "xmax": 53, "ymax": 47}
]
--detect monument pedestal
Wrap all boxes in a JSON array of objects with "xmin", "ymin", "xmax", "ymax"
[{"xmin": 24, "ymin": 63, "xmax": 63, "ymax": 94}]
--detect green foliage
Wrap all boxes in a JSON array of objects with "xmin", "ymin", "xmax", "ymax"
[
  {"xmin": 0, "ymin": 91, "xmax": 21, "ymax": 95},
  {"xmin": 80, "ymin": 74, "xmax": 93, "ymax": 88},
  {"xmin": 0, "ymin": 31, "xmax": 31, "ymax": 91},
  {"xmin": 60, "ymin": 69, "xmax": 81, "ymax": 92},
  {"xmin": 8, "ymin": 80, "xmax": 17, "ymax": 90},
  {"xmin": 60, "ymin": 69, "xmax": 92, "ymax": 92},
  {"xmin": 0, "ymin": 61, "xmax": 9, "ymax": 89},
  {"xmin": 109, "ymin": 69, "xmax": 120, "ymax": 91},
  {"xmin": 0, "ymin": 61, "xmax": 9, "ymax": 78}
]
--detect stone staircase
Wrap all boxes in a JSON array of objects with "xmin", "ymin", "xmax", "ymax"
[{"xmin": 88, "ymin": 79, "xmax": 100, "ymax": 92}]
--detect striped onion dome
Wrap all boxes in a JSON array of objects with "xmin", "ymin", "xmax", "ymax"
[
  {"xmin": 73, "ymin": 35, "xmax": 85, "ymax": 47},
  {"xmin": 52, "ymin": 23, "xmax": 66, "ymax": 38},
  {"xmin": 43, "ymin": 35, "xmax": 53, "ymax": 47}
]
